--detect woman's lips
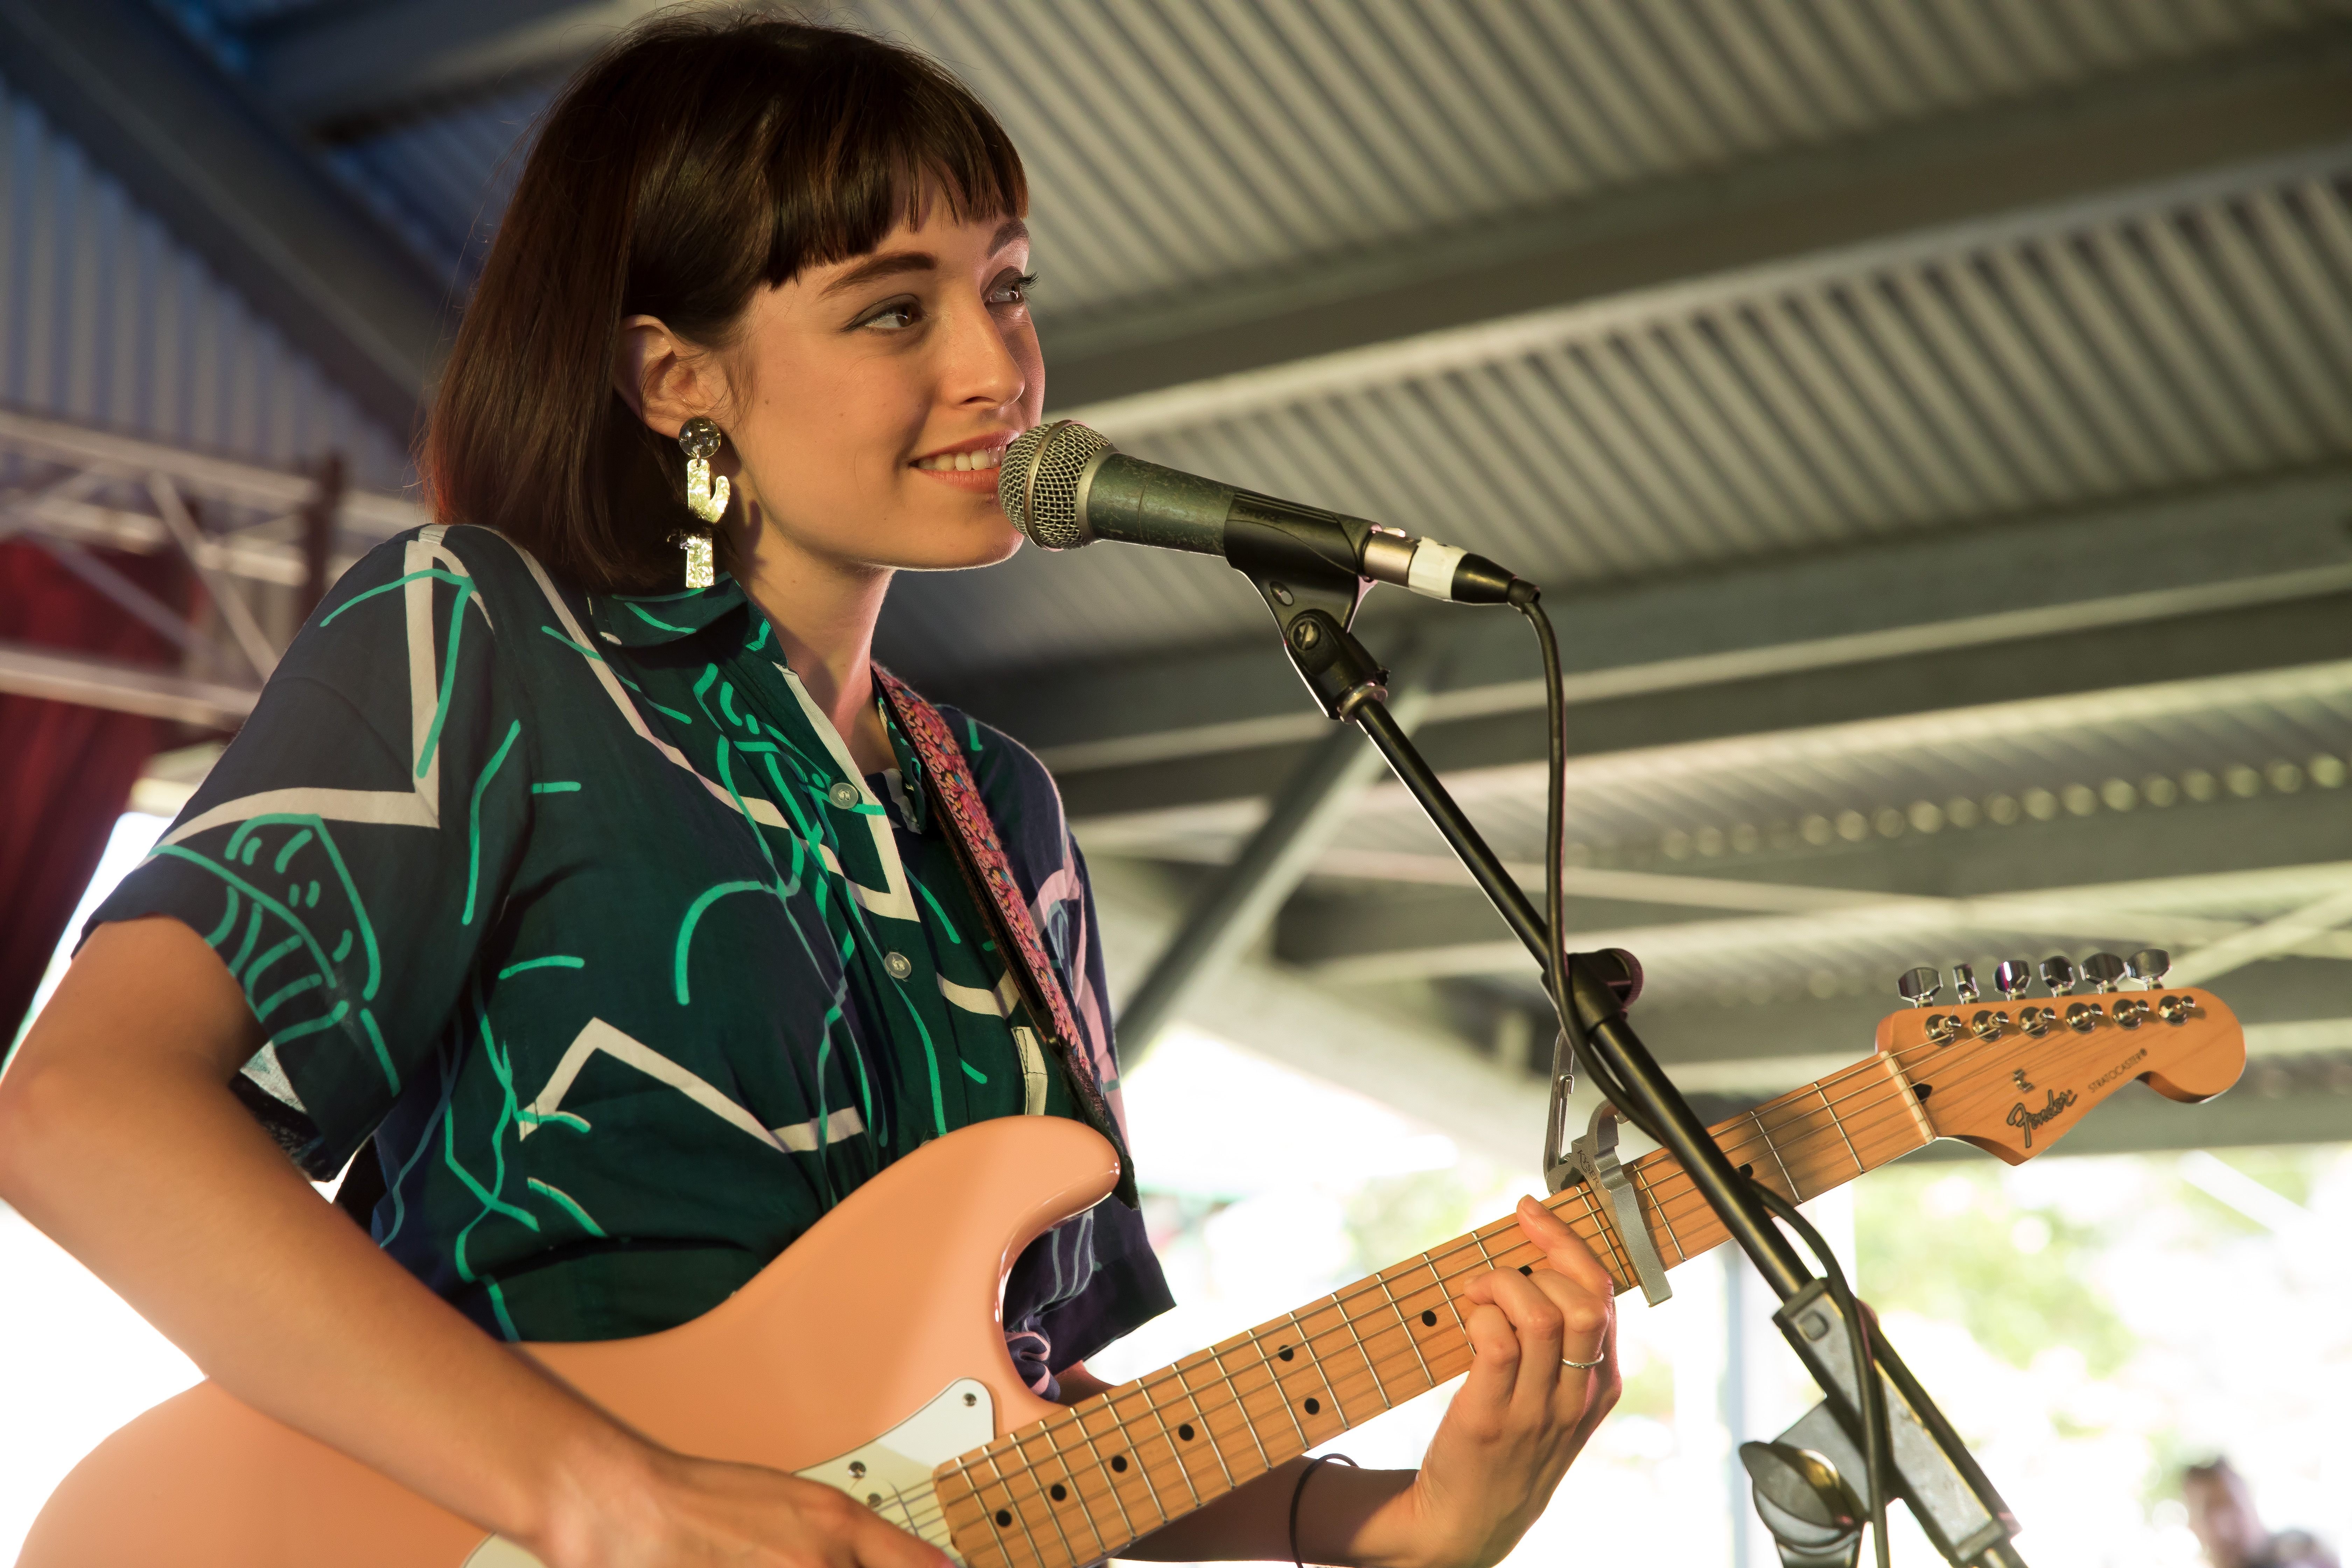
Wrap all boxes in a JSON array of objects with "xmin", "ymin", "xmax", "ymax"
[
  {"xmin": 910, "ymin": 464, "xmax": 1004, "ymax": 494},
  {"xmin": 909, "ymin": 440, "xmax": 1009, "ymax": 493}
]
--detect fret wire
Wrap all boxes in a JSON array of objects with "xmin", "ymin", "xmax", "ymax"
[
  {"xmin": 981, "ymin": 1036, "xmax": 2061, "ymax": 1523},
  {"xmin": 1171, "ymin": 1355, "xmax": 1239, "ymax": 1489},
  {"xmin": 982, "ymin": 1444, "xmax": 1054, "ymax": 1568},
  {"xmin": 1286, "ymin": 1307, "xmax": 1351, "ymax": 1427},
  {"xmin": 1634, "ymin": 1163, "xmax": 1685, "ymax": 1264},
  {"xmin": 1374, "ymin": 1270, "xmax": 1436, "ymax": 1387},
  {"xmin": 1006, "ymin": 1427, "xmax": 1091, "ymax": 1568},
  {"xmin": 1205, "ymin": 1338, "xmax": 1276, "ymax": 1474},
  {"xmin": 1064, "ymin": 1400, "xmax": 1144, "ymax": 1545},
  {"xmin": 1133, "ymin": 1378, "xmax": 1205, "ymax": 1508},
  {"xmin": 1249, "ymin": 1324, "xmax": 1315, "ymax": 1450},
  {"xmin": 1879, "ymin": 1051, "xmax": 1939, "ymax": 1144},
  {"xmin": 1421, "ymin": 1251, "xmax": 1471, "ymax": 1336},
  {"xmin": 1815, "ymin": 1082, "xmax": 1865, "ymax": 1176},
  {"xmin": 1330, "ymin": 1292, "xmax": 1396, "ymax": 1413},
  {"xmin": 1106, "ymin": 1393, "xmax": 1172, "ymax": 1524},
  {"xmin": 995, "ymin": 1024, "xmax": 2105, "ymax": 1529},
  {"xmin": 968, "ymin": 1473, "xmax": 1020, "ymax": 1568},
  {"xmin": 1748, "ymin": 1107, "xmax": 1801, "ymax": 1198}
]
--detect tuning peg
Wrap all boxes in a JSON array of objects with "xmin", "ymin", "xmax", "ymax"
[
  {"xmin": 2127, "ymin": 948, "xmax": 2171, "ymax": 989},
  {"xmin": 1897, "ymin": 967, "xmax": 1942, "ymax": 1007},
  {"xmin": 2040, "ymin": 954, "xmax": 2077, "ymax": 995},
  {"xmin": 2081, "ymin": 952, "xmax": 2126, "ymax": 994},
  {"xmin": 1951, "ymin": 963, "xmax": 1980, "ymax": 1003},
  {"xmin": 1993, "ymin": 959, "xmax": 2035, "ymax": 1001}
]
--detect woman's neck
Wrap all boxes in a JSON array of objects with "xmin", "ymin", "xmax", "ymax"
[{"xmin": 726, "ymin": 504, "xmax": 895, "ymax": 775}]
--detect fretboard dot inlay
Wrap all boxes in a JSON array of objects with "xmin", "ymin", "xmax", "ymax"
[
  {"xmin": 1304, "ymin": 1397, "xmax": 1321, "ymax": 1415},
  {"xmin": 1519, "ymin": 1265, "xmax": 1532, "ymax": 1276},
  {"xmin": 1050, "ymin": 1484, "xmax": 1067, "ymax": 1502},
  {"xmin": 1178, "ymin": 1423, "xmax": 1195, "ymax": 1441},
  {"xmin": 1111, "ymin": 1455, "xmax": 1128, "ymax": 1473},
  {"xmin": 1421, "ymin": 1310, "xmax": 1436, "ymax": 1326},
  {"xmin": 1738, "ymin": 1163, "xmax": 1754, "ymax": 1178},
  {"xmin": 995, "ymin": 1510, "xmax": 1012, "ymax": 1527},
  {"xmin": 1278, "ymin": 1347, "xmax": 1294, "ymax": 1361},
  {"xmin": 1914, "ymin": 1083, "xmax": 1934, "ymax": 1100}
]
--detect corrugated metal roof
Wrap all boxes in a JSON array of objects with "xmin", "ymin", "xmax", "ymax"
[
  {"xmin": 163, "ymin": 1, "xmax": 2351, "ymax": 322},
  {"xmin": 877, "ymin": 156, "xmax": 2352, "ymax": 680},
  {"xmin": 885, "ymin": 0, "xmax": 2346, "ymax": 323},
  {"xmin": 1084, "ymin": 659, "xmax": 2352, "ymax": 870},
  {"xmin": 0, "ymin": 69, "xmax": 412, "ymax": 490}
]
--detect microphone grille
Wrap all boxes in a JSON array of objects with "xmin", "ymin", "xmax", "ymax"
[{"xmin": 998, "ymin": 419, "xmax": 1111, "ymax": 550}]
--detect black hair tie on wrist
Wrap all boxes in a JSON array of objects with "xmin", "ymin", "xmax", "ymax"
[{"xmin": 1289, "ymin": 1452, "xmax": 1359, "ymax": 1568}]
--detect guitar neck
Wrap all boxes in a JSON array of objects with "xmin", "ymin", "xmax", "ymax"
[{"xmin": 934, "ymin": 1050, "xmax": 1935, "ymax": 1568}]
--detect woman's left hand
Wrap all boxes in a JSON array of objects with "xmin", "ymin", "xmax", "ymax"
[{"xmin": 1352, "ymin": 1195, "xmax": 1621, "ymax": 1568}]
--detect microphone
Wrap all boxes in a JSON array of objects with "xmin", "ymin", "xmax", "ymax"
[{"xmin": 997, "ymin": 419, "xmax": 1528, "ymax": 605}]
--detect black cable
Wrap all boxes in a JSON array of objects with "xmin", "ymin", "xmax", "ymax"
[
  {"xmin": 1514, "ymin": 587, "xmax": 1892, "ymax": 1568},
  {"xmin": 1512, "ymin": 589, "xmax": 1672, "ymax": 1151},
  {"xmin": 1749, "ymin": 1181, "xmax": 1893, "ymax": 1568}
]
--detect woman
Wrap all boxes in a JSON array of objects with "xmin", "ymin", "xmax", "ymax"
[{"xmin": 0, "ymin": 12, "xmax": 1617, "ymax": 1567}]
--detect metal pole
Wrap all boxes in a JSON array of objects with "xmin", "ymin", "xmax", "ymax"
[{"xmin": 1115, "ymin": 638, "xmax": 1442, "ymax": 1067}]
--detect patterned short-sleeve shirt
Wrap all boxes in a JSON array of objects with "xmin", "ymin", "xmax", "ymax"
[{"xmin": 90, "ymin": 523, "xmax": 1171, "ymax": 1387}]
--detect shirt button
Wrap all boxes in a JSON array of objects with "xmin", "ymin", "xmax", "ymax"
[
  {"xmin": 884, "ymin": 951, "xmax": 913, "ymax": 980},
  {"xmin": 828, "ymin": 781, "xmax": 861, "ymax": 808}
]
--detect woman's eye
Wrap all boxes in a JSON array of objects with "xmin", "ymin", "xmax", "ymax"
[
  {"xmin": 988, "ymin": 272, "xmax": 1038, "ymax": 308},
  {"xmin": 859, "ymin": 299, "xmax": 920, "ymax": 331}
]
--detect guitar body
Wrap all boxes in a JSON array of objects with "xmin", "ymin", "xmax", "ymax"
[{"xmin": 19, "ymin": 1116, "xmax": 1119, "ymax": 1568}]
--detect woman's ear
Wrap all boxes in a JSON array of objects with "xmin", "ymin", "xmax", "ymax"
[{"xmin": 613, "ymin": 314, "xmax": 719, "ymax": 438}]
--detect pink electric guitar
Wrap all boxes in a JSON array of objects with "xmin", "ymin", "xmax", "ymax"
[{"xmin": 21, "ymin": 985, "xmax": 2244, "ymax": 1568}]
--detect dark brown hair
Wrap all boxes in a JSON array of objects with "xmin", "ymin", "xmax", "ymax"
[{"xmin": 424, "ymin": 7, "xmax": 1027, "ymax": 592}]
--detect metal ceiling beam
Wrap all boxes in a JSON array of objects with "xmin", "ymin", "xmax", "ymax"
[
  {"xmin": 246, "ymin": 0, "xmax": 638, "ymax": 127},
  {"xmin": 1044, "ymin": 29, "xmax": 2352, "ymax": 416},
  {"xmin": 1272, "ymin": 791, "xmax": 2352, "ymax": 980},
  {"xmin": 0, "ymin": 641, "xmax": 259, "ymax": 727},
  {"xmin": 953, "ymin": 471, "xmax": 2352, "ymax": 793},
  {"xmin": 0, "ymin": 0, "xmax": 450, "ymax": 433},
  {"xmin": 1112, "ymin": 651, "xmax": 1439, "ymax": 1067}
]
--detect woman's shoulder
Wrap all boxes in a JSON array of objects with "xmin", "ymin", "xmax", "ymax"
[
  {"xmin": 326, "ymin": 522, "xmax": 574, "ymax": 616},
  {"xmin": 929, "ymin": 702, "xmax": 1083, "ymax": 866}
]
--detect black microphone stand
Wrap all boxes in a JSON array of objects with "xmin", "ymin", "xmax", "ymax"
[{"xmin": 1238, "ymin": 556, "xmax": 2027, "ymax": 1568}]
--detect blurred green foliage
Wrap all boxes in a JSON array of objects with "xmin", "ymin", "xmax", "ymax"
[
  {"xmin": 1345, "ymin": 1170, "xmax": 1479, "ymax": 1278},
  {"xmin": 1854, "ymin": 1164, "xmax": 2136, "ymax": 1378}
]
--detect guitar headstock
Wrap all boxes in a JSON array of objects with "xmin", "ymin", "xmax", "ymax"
[{"xmin": 1874, "ymin": 952, "xmax": 2245, "ymax": 1166}]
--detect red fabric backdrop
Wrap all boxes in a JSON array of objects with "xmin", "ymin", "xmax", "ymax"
[{"xmin": 1, "ymin": 540, "xmax": 192, "ymax": 1046}]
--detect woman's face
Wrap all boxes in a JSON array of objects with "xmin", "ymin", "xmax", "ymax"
[{"xmin": 630, "ymin": 201, "xmax": 1042, "ymax": 577}]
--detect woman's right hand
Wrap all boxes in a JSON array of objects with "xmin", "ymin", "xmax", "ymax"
[{"xmin": 545, "ymin": 1451, "xmax": 952, "ymax": 1568}]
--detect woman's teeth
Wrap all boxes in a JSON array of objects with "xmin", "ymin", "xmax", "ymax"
[{"xmin": 913, "ymin": 448, "xmax": 1002, "ymax": 472}]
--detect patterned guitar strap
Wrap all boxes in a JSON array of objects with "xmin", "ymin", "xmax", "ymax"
[{"xmin": 874, "ymin": 668, "xmax": 1140, "ymax": 1209}]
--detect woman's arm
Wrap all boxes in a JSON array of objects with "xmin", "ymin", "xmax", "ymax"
[{"xmin": 0, "ymin": 916, "xmax": 945, "ymax": 1568}]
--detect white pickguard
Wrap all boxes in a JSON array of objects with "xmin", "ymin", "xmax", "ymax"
[{"xmin": 461, "ymin": 1379, "xmax": 995, "ymax": 1567}]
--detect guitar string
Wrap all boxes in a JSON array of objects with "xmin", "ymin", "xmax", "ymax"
[
  {"xmin": 941, "ymin": 1006, "xmax": 2185, "ymax": 1553},
  {"xmin": 1566, "ymin": 1011, "xmax": 2158, "ymax": 1273},
  {"xmin": 1610, "ymin": 999, "xmax": 2184, "ymax": 1253},
  {"xmin": 924, "ymin": 1002, "xmax": 2207, "ymax": 1563}
]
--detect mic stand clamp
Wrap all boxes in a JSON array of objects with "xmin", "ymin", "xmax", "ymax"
[{"xmin": 1544, "ymin": 1095, "xmax": 1672, "ymax": 1307}]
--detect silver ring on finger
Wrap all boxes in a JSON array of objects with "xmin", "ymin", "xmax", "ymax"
[{"xmin": 1561, "ymin": 1352, "xmax": 1605, "ymax": 1370}]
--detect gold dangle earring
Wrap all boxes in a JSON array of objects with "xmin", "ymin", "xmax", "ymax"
[{"xmin": 674, "ymin": 415, "xmax": 730, "ymax": 589}]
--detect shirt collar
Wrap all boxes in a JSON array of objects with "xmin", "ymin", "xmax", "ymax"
[{"xmin": 589, "ymin": 576, "xmax": 751, "ymax": 648}]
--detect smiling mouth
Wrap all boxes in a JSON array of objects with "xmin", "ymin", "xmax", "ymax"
[{"xmin": 911, "ymin": 446, "xmax": 1005, "ymax": 474}]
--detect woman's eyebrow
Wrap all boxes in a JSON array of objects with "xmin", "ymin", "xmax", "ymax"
[{"xmin": 822, "ymin": 251, "xmax": 936, "ymax": 296}]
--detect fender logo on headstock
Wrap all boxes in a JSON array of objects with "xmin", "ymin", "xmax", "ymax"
[{"xmin": 2007, "ymin": 1086, "xmax": 2079, "ymax": 1147}]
